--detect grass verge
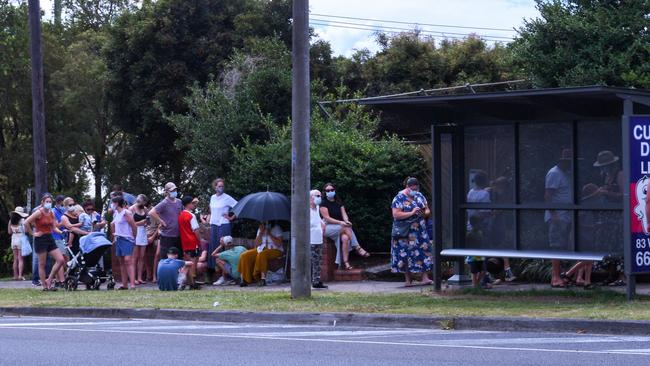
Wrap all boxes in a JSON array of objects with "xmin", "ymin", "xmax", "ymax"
[{"xmin": 1, "ymin": 288, "xmax": 650, "ymax": 320}]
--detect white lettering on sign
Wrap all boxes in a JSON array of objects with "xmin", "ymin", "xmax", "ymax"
[
  {"xmin": 643, "ymin": 161, "xmax": 650, "ymax": 175},
  {"xmin": 642, "ymin": 142, "xmax": 650, "ymax": 157},
  {"xmin": 634, "ymin": 125, "xmax": 650, "ymax": 140}
]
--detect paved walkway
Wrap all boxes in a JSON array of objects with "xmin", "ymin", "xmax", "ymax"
[{"xmin": 1, "ymin": 277, "xmax": 648, "ymax": 295}]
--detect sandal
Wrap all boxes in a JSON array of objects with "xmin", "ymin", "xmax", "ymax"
[
  {"xmin": 343, "ymin": 262, "xmax": 354, "ymax": 270},
  {"xmin": 584, "ymin": 283, "xmax": 595, "ymax": 290},
  {"xmin": 609, "ymin": 280, "xmax": 626, "ymax": 287},
  {"xmin": 117, "ymin": 286, "xmax": 129, "ymax": 290},
  {"xmin": 355, "ymin": 247, "xmax": 371, "ymax": 258}
]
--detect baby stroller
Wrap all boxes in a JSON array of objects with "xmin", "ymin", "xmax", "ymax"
[{"xmin": 64, "ymin": 232, "xmax": 116, "ymax": 291}]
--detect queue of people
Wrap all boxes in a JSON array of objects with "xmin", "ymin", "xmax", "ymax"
[
  {"xmin": 11, "ymin": 179, "xmax": 376, "ymax": 291},
  {"xmin": 7, "ymin": 164, "xmax": 628, "ymax": 291}
]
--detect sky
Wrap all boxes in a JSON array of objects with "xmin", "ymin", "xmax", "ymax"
[{"xmin": 36, "ymin": 0, "xmax": 541, "ymax": 56}]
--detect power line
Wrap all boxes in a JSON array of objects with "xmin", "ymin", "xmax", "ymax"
[
  {"xmin": 311, "ymin": 13, "xmax": 516, "ymax": 32},
  {"xmin": 309, "ymin": 22, "xmax": 512, "ymax": 42},
  {"xmin": 311, "ymin": 17, "xmax": 514, "ymax": 40}
]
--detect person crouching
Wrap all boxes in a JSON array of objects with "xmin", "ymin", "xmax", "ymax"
[{"xmin": 157, "ymin": 247, "xmax": 194, "ymax": 291}]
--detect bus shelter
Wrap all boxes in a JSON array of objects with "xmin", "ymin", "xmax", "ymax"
[{"xmin": 359, "ymin": 86, "xmax": 650, "ymax": 298}]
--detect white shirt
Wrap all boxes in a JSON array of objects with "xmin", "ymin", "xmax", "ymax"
[
  {"xmin": 544, "ymin": 165, "xmax": 572, "ymax": 223},
  {"xmin": 209, "ymin": 193, "xmax": 238, "ymax": 226},
  {"xmin": 185, "ymin": 210, "xmax": 200, "ymax": 231},
  {"xmin": 256, "ymin": 225, "xmax": 284, "ymax": 253},
  {"xmin": 310, "ymin": 207, "xmax": 323, "ymax": 245}
]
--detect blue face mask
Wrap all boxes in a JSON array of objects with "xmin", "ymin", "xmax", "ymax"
[
  {"xmin": 314, "ymin": 197, "xmax": 322, "ymax": 206},
  {"xmin": 408, "ymin": 189, "xmax": 417, "ymax": 197},
  {"xmin": 169, "ymin": 191, "xmax": 178, "ymax": 199},
  {"xmin": 326, "ymin": 191, "xmax": 336, "ymax": 199},
  {"xmin": 43, "ymin": 202, "xmax": 52, "ymax": 210},
  {"xmin": 215, "ymin": 186, "xmax": 224, "ymax": 194}
]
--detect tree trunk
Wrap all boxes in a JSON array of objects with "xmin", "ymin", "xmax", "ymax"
[{"xmin": 94, "ymin": 153, "xmax": 103, "ymax": 211}]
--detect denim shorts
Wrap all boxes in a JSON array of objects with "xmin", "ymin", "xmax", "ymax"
[{"xmin": 115, "ymin": 236, "xmax": 135, "ymax": 257}]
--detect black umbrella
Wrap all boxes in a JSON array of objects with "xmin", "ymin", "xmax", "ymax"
[{"xmin": 232, "ymin": 191, "xmax": 291, "ymax": 222}]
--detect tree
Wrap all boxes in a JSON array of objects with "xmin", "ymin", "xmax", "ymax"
[
  {"xmin": 229, "ymin": 102, "xmax": 425, "ymax": 252},
  {"xmin": 62, "ymin": 0, "xmax": 135, "ymax": 31},
  {"xmin": 511, "ymin": 0, "xmax": 650, "ymax": 88},
  {"xmin": 52, "ymin": 30, "xmax": 121, "ymax": 209},
  {"xmin": 332, "ymin": 32, "xmax": 518, "ymax": 97},
  {"xmin": 105, "ymin": 0, "xmax": 293, "ymax": 192},
  {"xmin": 167, "ymin": 37, "xmax": 291, "ymax": 195}
]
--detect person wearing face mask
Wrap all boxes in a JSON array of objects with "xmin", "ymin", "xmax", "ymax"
[
  {"xmin": 390, "ymin": 177, "xmax": 433, "ymax": 287},
  {"xmin": 130, "ymin": 194, "xmax": 151, "ymax": 285},
  {"xmin": 320, "ymin": 182, "xmax": 370, "ymax": 271},
  {"xmin": 24, "ymin": 193, "xmax": 66, "ymax": 291},
  {"xmin": 149, "ymin": 182, "xmax": 184, "ymax": 262},
  {"xmin": 207, "ymin": 178, "xmax": 238, "ymax": 282},
  {"xmin": 310, "ymin": 190, "xmax": 327, "ymax": 289},
  {"xmin": 59, "ymin": 197, "xmax": 87, "ymax": 257}
]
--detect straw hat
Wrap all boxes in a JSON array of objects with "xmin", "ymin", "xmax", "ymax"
[
  {"xmin": 593, "ymin": 150, "xmax": 619, "ymax": 167},
  {"xmin": 11, "ymin": 206, "xmax": 28, "ymax": 218}
]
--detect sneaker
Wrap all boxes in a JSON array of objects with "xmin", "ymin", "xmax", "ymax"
[
  {"xmin": 226, "ymin": 280, "xmax": 237, "ymax": 286},
  {"xmin": 257, "ymin": 279, "xmax": 267, "ymax": 287},
  {"xmin": 32, "ymin": 281, "xmax": 42, "ymax": 287},
  {"xmin": 212, "ymin": 276, "xmax": 226, "ymax": 286},
  {"xmin": 505, "ymin": 269, "xmax": 517, "ymax": 282},
  {"xmin": 240, "ymin": 281, "xmax": 248, "ymax": 287},
  {"xmin": 312, "ymin": 282, "xmax": 328, "ymax": 289}
]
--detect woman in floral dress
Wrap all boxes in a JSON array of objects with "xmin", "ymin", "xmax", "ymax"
[{"xmin": 390, "ymin": 177, "xmax": 433, "ymax": 286}]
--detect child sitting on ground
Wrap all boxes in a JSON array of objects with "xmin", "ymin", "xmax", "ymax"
[
  {"xmin": 466, "ymin": 216, "xmax": 491, "ymax": 289},
  {"xmin": 157, "ymin": 247, "xmax": 195, "ymax": 291}
]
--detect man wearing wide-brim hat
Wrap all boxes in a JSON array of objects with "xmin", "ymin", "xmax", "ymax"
[{"xmin": 593, "ymin": 150, "xmax": 623, "ymax": 202}]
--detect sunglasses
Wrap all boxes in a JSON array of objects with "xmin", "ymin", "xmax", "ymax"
[
  {"xmin": 325, "ymin": 189, "xmax": 335, "ymax": 192},
  {"xmin": 67, "ymin": 204, "xmax": 75, "ymax": 207}
]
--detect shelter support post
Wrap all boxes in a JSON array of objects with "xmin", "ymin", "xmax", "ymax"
[
  {"xmin": 446, "ymin": 125, "xmax": 471, "ymax": 286},
  {"xmin": 432, "ymin": 125, "xmax": 443, "ymax": 291},
  {"xmin": 623, "ymin": 98, "xmax": 635, "ymax": 301}
]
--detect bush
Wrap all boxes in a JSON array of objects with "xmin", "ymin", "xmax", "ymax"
[{"xmin": 229, "ymin": 104, "xmax": 425, "ymax": 252}]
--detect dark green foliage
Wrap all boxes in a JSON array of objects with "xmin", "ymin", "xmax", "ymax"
[
  {"xmin": 334, "ymin": 32, "xmax": 519, "ymax": 96},
  {"xmin": 229, "ymin": 104, "xmax": 425, "ymax": 252},
  {"xmin": 511, "ymin": 0, "xmax": 650, "ymax": 88},
  {"xmin": 104, "ymin": 0, "xmax": 293, "ymax": 190}
]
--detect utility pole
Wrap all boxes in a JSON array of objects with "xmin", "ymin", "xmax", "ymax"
[
  {"xmin": 290, "ymin": 0, "xmax": 311, "ymax": 298},
  {"xmin": 28, "ymin": 0, "xmax": 48, "ymax": 199}
]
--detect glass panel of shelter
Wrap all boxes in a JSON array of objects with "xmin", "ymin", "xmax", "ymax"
[{"xmin": 460, "ymin": 120, "xmax": 623, "ymax": 254}]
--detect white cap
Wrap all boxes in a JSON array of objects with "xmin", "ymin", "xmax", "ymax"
[{"xmin": 222, "ymin": 236, "xmax": 233, "ymax": 244}]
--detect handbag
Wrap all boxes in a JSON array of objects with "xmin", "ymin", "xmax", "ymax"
[
  {"xmin": 21, "ymin": 235, "xmax": 32, "ymax": 257},
  {"xmin": 391, "ymin": 219, "xmax": 412, "ymax": 238}
]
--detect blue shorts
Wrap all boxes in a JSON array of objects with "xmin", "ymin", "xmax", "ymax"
[{"xmin": 115, "ymin": 236, "xmax": 135, "ymax": 257}]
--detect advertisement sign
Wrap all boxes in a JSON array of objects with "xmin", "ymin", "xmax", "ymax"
[{"xmin": 629, "ymin": 116, "xmax": 650, "ymax": 273}]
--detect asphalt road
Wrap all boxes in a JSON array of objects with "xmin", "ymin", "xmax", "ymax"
[{"xmin": 2, "ymin": 316, "xmax": 650, "ymax": 366}]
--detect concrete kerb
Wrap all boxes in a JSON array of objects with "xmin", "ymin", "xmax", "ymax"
[{"xmin": 1, "ymin": 306, "xmax": 650, "ymax": 336}]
